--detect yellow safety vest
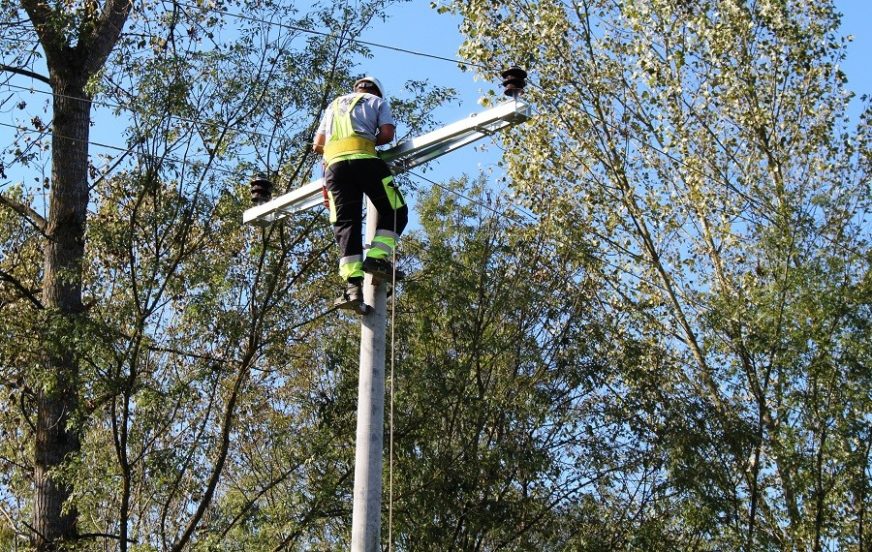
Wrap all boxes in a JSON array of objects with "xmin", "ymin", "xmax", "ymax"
[{"xmin": 323, "ymin": 94, "xmax": 377, "ymax": 165}]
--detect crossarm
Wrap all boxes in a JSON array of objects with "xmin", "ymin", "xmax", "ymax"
[{"xmin": 243, "ymin": 98, "xmax": 530, "ymax": 226}]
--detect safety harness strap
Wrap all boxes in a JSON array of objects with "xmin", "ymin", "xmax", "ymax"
[{"xmin": 324, "ymin": 94, "xmax": 377, "ymax": 165}]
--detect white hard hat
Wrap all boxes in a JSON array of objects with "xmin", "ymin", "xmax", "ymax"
[{"xmin": 353, "ymin": 75, "xmax": 385, "ymax": 98}]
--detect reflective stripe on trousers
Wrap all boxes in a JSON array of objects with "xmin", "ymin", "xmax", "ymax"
[
  {"xmin": 366, "ymin": 229, "xmax": 399, "ymax": 260},
  {"xmin": 324, "ymin": 155, "xmax": 408, "ymax": 281},
  {"xmin": 339, "ymin": 254, "xmax": 363, "ymax": 280}
]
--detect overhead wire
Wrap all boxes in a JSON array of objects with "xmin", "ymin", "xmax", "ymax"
[
  {"xmin": 2, "ymin": 0, "xmax": 855, "ymax": 224},
  {"xmin": 3, "ymin": 12, "xmax": 691, "ymax": 270},
  {"xmin": 162, "ymin": 0, "xmax": 793, "ymax": 219},
  {"xmin": 2, "ymin": 0, "xmax": 730, "ymax": 213},
  {"xmin": 5, "ymin": 7, "xmax": 858, "ymax": 546},
  {"xmin": 0, "ymin": 120, "xmax": 264, "ymax": 181},
  {"xmin": 0, "ymin": 82, "xmax": 283, "ymax": 143},
  {"xmin": 3, "ymin": 8, "xmax": 849, "ymax": 309},
  {"xmin": 172, "ymin": 1, "xmax": 491, "ymax": 72}
]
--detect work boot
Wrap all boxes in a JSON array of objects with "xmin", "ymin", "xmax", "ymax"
[
  {"xmin": 334, "ymin": 280, "xmax": 369, "ymax": 313},
  {"xmin": 363, "ymin": 257, "xmax": 404, "ymax": 283}
]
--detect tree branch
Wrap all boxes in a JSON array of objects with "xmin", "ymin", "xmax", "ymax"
[
  {"xmin": 20, "ymin": 0, "xmax": 65, "ymax": 67},
  {"xmin": 0, "ymin": 268, "xmax": 43, "ymax": 309},
  {"xmin": 0, "ymin": 63, "xmax": 51, "ymax": 86},
  {"xmin": 0, "ymin": 192, "xmax": 47, "ymax": 232},
  {"xmin": 80, "ymin": 0, "xmax": 134, "ymax": 78},
  {"xmin": 0, "ymin": 501, "xmax": 44, "ymax": 542},
  {"xmin": 75, "ymin": 531, "xmax": 135, "ymax": 543}
]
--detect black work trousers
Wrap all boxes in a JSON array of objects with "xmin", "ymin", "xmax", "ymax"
[{"xmin": 324, "ymin": 157, "xmax": 408, "ymax": 280}]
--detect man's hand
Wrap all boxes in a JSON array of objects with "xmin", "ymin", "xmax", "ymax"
[
  {"xmin": 313, "ymin": 132, "xmax": 326, "ymax": 154},
  {"xmin": 375, "ymin": 124, "xmax": 395, "ymax": 146}
]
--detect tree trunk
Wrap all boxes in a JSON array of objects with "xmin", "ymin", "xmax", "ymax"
[
  {"xmin": 19, "ymin": 1, "xmax": 131, "ymax": 547},
  {"xmin": 32, "ymin": 74, "xmax": 90, "ymax": 551}
]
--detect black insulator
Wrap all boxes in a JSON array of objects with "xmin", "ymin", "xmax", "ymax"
[
  {"xmin": 250, "ymin": 173, "xmax": 273, "ymax": 205},
  {"xmin": 501, "ymin": 66, "xmax": 527, "ymax": 97}
]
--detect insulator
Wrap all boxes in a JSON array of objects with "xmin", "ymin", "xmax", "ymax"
[
  {"xmin": 501, "ymin": 66, "xmax": 527, "ymax": 97},
  {"xmin": 250, "ymin": 173, "xmax": 273, "ymax": 205}
]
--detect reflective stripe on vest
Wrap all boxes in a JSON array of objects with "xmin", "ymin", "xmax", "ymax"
[{"xmin": 323, "ymin": 94, "xmax": 377, "ymax": 165}]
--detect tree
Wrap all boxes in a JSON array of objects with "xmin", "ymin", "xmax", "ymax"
[
  {"xmin": 439, "ymin": 0, "xmax": 871, "ymax": 549},
  {"xmin": 381, "ymin": 178, "xmax": 676, "ymax": 550},
  {"xmin": 2, "ymin": 1, "xmax": 133, "ymax": 548},
  {"xmin": 1, "ymin": 1, "xmax": 450, "ymax": 549}
]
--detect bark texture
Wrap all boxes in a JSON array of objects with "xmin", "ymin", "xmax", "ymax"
[{"xmin": 20, "ymin": 1, "xmax": 133, "ymax": 548}]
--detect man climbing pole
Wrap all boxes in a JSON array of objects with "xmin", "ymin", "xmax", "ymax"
[{"xmin": 313, "ymin": 75, "xmax": 408, "ymax": 311}]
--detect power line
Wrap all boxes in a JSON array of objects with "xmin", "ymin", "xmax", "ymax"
[
  {"xmin": 0, "ymin": 120, "xmax": 262, "ymax": 181},
  {"xmin": 0, "ymin": 0, "xmax": 826, "ymax": 221},
  {"xmin": 7, "ymin": 0, "xmax": 854, "ymax": 263},
  {"xmin": 0, "ymin": 0, "xmax": 803, "ymax": 223},
  {"xmin": 211, "ymin": 0, "xmax": 766, "ymax": 217},
  {"xmin": 0, "ymin": 82, "xmax": 286, "ymax": 143},
  {"xmin": 173, "ymin": 1, "xmax": 491, "ymax": 72},
  {"xmin": 3, "ymin": 3, "xmax": 496, "ymax": 80},
  {"xmin": 168, "ymin": 0, "xmax": 784, "ymax": 229},
  {"xmin": 407, "ymin": 169, "xmax": 534, "ymax": 222},
  {"xmin": 404, "ymin": 170, "xmax": 686, "ymax": 304},
  {"xmin": 0, "ymin": 120, "xmax": 131, "ymax": 155},
  {"xmin": 0, "ymin": 3, "xmax": 510, "ymax": 158},
  {"xmin": 193, "ymin": 0, "xmax": 766, "ymax": 222}
]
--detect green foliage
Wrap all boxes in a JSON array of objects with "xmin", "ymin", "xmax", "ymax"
[
  {"xmin": 439, "ymin": 0, "xmax": 871, "ymax": 549},
  {"xmin": 2, "ymin": 0, "xmax": 868, "ymax": 549},
  {"xmin": 1, "ymin": 0, "xmax": 453, "ymax": 549},
  {"xmin": 383, "ymin": 178, "xmax": 676, "ymax": 549}
]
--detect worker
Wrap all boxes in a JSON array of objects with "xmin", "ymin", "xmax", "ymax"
[{"xmin": 313, "ymin": 75, "xmax": 408, "ymax": 311}]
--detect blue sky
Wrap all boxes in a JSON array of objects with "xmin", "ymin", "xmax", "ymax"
[
  {"xmin": 1, "ymin": 1, "xmax": 868, "ymax": 205},
  {"xmin": 368, "ymin": 0, "xmax": 871, "ymax": 114},
  {"xmin": 360, "ymin": 0, "xmax": 871, "ymax": 192}
]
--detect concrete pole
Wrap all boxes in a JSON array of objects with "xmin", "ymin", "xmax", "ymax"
[{"xmin": 351, "ymin": 199, "xmax": 388, "ymax": 551}]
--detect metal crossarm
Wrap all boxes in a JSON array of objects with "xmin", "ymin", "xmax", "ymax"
[
  {"xmin": 242, "ymin": 97, "xmax": 531, "ymax": 226},
  {"xmin": 242, "ymin": 179, "xmax": 324, "ymax": 225},
  {"xmin": 380, "ymin": 98, "xmax": 530, "ymax": 173}
]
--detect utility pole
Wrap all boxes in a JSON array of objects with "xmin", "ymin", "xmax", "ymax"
[
  {"xmin": 244, "ymin": 69, "xmax": 529, "ymax": 551},
  {"xmin": 351, "ymin": 206, "xmax": 387, "ymax": 550}
]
